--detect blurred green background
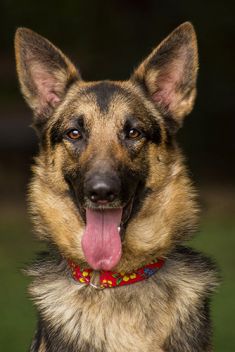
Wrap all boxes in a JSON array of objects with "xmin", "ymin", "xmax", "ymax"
[{"xmin": 0, "ymin": 1, "xmax": 234, "ymax": 351}]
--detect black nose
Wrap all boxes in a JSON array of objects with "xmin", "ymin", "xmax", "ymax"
[{"xmin": 85, "ymin": 174, "xmax": 120, "ymax": 204}]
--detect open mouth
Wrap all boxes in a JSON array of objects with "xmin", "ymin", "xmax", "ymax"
[
  {"xmin": 77, "ymin": 195, "xmax": 135, "ymax": 230},
  {"xmin": 79, "ymin": 196, "xmax": 134, "ymax": 271}
]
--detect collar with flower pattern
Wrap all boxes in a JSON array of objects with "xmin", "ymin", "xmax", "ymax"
[{"xmin": 68, "ymin": 258, "xmax": 165, "ymax": 289}]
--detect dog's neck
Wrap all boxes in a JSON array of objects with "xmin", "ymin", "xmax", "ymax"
[{"xmin": 68, "ymin": 258, "xmax": 165, "ymax": 289}]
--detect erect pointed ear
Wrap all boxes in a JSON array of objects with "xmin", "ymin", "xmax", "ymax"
[
  {"xmin": 15, "ymin": 28, "xmax": 81, "ymax": 127},
  {"xmin": 132, "ymin": 22, "xmax": 198, "ymax": 131}
]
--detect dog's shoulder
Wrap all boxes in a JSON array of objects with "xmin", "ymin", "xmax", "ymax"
[
  {"xmin": 156, "ymin": 247, "xmax": 218, "ymax": 352},
  {"xmin": 159, "ymin": 245, "xmax": 219, "ymax": 301}
]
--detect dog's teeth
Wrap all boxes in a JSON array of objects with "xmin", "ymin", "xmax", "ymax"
[{"xmin": 118, "ymin": 226, "xmax": 121, "ymax": 232}]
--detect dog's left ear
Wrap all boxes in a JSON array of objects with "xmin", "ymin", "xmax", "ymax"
[
  {"xmin": 132, "ymin": 22, "xmax": 198, "ymax": 130},
  {"xmin": 15, "ymin": 28, "xmax": 81, "ymax": 127}
]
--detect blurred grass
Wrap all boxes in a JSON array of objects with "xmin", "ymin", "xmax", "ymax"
[
  {"xmin": 0, "ymin": 213, "xmax": 38, "ymax": 351},
  {"xmin": 0, "ymin": 210, "xmax": 234, "ymax": 351},
  {"xmin": 191, "ymin": 215, "xmax": 235, "ymax": 352}
]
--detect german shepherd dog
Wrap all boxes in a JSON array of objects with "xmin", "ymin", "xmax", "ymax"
[{"xmin": 15, "ymin": 22, "xmax": 218, "ymax": 351}]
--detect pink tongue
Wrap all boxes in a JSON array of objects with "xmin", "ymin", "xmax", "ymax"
[{"xmin": 81, "ymin": 208, "xmax": 122, "ymax": 271}]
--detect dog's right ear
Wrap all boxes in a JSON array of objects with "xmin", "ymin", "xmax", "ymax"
[{"xmin": 15, "ymin": 28, "xmax": 81, "ymax": 127}]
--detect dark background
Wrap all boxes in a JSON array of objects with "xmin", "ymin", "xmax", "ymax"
[{"xmin": 0, "ymin": 1, "xmax": 234, "ymax": 351}]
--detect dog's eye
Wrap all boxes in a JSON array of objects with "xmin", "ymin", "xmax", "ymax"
[
  {"xmin": 126, "ymin": 128, "xmax": 141, "ymax": 139},
  {"xmin": 66, "ymin": 129, "xmax": 82, "ymax": 140}
]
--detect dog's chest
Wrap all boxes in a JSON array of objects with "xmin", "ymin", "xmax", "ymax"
[{"xmin": 32, "ymin": 277, "xmax": 169, "ymax": 351}]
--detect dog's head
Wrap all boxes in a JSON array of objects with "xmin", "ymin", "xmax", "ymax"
[{"xmin": 15, "ymin": 23, "xmax": 199, "ymax": 271}]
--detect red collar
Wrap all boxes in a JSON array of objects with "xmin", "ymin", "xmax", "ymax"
[{"xmin": 68, "ymin": 258, "xmax": 165, "ymax": 289}]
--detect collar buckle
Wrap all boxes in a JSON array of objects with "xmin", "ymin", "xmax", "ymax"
[
  {"xmin": 88, "ymin": 282, "xmax": 105, "ymax": 290},
  {"xmin": 89, "ymin": 270, "xmax": 105, "ymax": 290}
]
